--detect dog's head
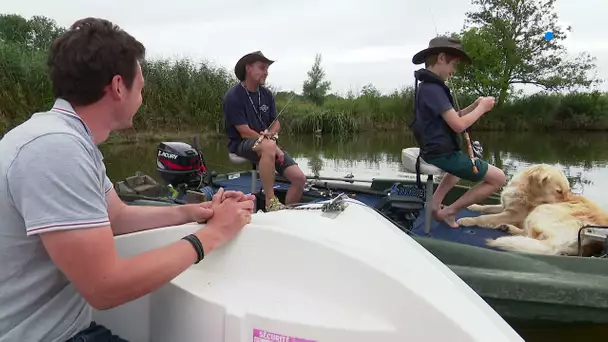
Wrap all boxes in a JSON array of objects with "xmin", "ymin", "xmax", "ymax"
[{"xmin": 520, "ymin": 164, "xmax": 572, "ymax": 206}]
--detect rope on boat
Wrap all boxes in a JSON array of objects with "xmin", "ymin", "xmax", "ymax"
[
  {"xmin": 276, "ymin": 194, "xmax": 416, "ymax": 236},
  {"xmin": 279, "ymin": 193, "xmax": 350, "ymax": 212}
]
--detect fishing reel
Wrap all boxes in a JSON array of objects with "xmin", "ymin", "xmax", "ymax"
[
  {"xmin": 471, "ymin": 140, "xmax": 484, "ymax": 159},
  {"xmin": 252, "ymin": 131, "xmax": 279, "ymax": 150}
]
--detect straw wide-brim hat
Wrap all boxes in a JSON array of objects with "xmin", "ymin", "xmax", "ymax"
[
  {"xmin": 234, "ymin": 51, "xmax": 275, "ymax": 81},
  {"xmin": 412, "ymin": 36, "xmax": 472, "ymax": 65}
]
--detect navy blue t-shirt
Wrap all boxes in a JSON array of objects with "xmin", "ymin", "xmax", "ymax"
[
  {"xmin": 223, "ymin": 83, "xmax": 277, "ymax": 152},
  {"xmin": 411, "ymin": 82, "xmax": 460, "ymax": 159}
]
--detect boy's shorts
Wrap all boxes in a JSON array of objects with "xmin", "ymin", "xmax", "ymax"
[{"xmin": 425, "ymin": 150, "xmax": 488, "ymax": 182}]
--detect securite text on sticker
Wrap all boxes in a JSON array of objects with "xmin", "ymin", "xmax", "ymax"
[{"xmin": 253, "ymin": 328, "xmax": 316, "ymax": 342}]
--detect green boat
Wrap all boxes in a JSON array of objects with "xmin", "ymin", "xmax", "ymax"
[{"xmin": 114, "ymin": 139, "xmax": 608, "ymax": 326}]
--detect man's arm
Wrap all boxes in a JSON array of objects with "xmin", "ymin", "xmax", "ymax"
[
  {"xmin": 106, "ymin": 186, "xmax": 250, "ymax": 236},
  {"xmin": 105, "ymin": 188, "xmax": 204, "ymax": 235},
  {"xmin": 224, "ymin": 92, "xmax": 260, "ymax": 139},
  {"xmin": 8, "ymin": 134, "xmax": 221, "ymax": 310},
  {"xmin": 40, "ymin": 221, "xmax": 220, "ymax": 310},
  {"xmin": 236, "ymin": 125, "xmax": 261, "ymax": 140}
]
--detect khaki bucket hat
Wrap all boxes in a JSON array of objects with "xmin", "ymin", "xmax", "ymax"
[{"xmin": 412, "ymin": 36, "xmax": 472, "ymax": 65}]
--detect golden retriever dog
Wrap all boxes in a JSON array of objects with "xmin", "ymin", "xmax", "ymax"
[
  {"xmin": 486, "ymin": 194, "xmax": 607, "ymax": 256},
  {"xmin": 456, "ymin": 164, "xmax": 572, "ymax": 232}
]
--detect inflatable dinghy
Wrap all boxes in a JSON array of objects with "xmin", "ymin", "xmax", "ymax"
[{"xmin": 93, "ymin": 195, "xmax": 524, "ymax": 341}]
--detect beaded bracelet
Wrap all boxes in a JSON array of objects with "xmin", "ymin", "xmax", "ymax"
[{"xmin": 182, "ymin": 234, "xmax": 204, "ymax": 264}]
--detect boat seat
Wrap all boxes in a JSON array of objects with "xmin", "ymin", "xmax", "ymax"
[
  {"xmin": 401, "ymin": 148, "xmax": 444, "ymax": 176},
  {"xmin": 401, "ymin": 147, "xmax": 445, "ymax": 234},
  {"xmin": 228, "ymin": 152, "xmax": 259, "ymax": 193},
  {"xmin": 228, "ymin": 153, "xmax": 252, "ymax": 165}
]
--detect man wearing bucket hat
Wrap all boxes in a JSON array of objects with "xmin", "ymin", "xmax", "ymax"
[
  {"xmin": 409, "ymin": 36, "xmax": 506, "ymax": 228},
  {"xmin": 223, "ymin": 51, "xmax": 306, "ymax": 211}
]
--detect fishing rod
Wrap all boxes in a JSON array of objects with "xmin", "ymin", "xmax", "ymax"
[
  {"xmin": 427, "ymin": 4, "xmax": 481, "ymax": 174},
  {"xmin": 448, "ymin": 80, "xmax": 479, "ymax": 174},
  {"xmin": 252, "ymin": 92, "xmax": 296, "ymax": 150}
]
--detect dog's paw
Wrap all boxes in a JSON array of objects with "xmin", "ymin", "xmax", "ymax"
[
  {"xmin": 485, "ymin": 238, "xmax": 498, "ymax": 246},
  {"xmin": 467, "ymin": 204, "xmax": 484, "ymax": 212},
  {"xmin": 456, "ymin": 217, "xmax": 476, "ymax": 227},
  {"xmin": 497, "ymin": 224, "xmax": 510, "ymax": 232}
]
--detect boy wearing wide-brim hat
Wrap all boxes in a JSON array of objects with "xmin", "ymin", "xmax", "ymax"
[
  {"xmin": 408, "ymin": 36, "xmax": 506, "ymax": 228},
  {"xmin": 223, "ymin": 51, "xmax": 306, "ymax": 211}
]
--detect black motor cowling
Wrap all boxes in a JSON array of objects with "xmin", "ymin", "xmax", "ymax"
[{"xmin": 156, "ymin": 141, "xmax": 207, "ymax": 188}]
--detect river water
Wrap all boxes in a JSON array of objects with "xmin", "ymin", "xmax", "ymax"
[{"xmin": 100, "ymin": 131, "xmax": 608, "ymax": 341}]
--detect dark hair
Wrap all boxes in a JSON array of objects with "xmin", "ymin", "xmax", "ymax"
[
  {"xmin": 425, "ymin": 52, "xmax": 458, "ymax": 68},
  {"xmin": 47, "ymin": 17, "xmax": 146, "ymax": 106}
]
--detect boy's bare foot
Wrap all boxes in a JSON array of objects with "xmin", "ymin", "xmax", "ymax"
[
  {"xmin": 431, "ymin": 204, "xmax": 445, "ymax": 218},
  {"xmin": 436, "ymin": 207, "xmax": 459, "ymax": 228}
]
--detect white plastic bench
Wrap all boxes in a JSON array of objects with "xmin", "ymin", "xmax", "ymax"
[{"xmin": 401, "ymin": 147, "xmax": 445, "ymax": 234}]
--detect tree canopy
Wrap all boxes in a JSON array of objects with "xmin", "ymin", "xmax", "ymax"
[
  {"xmin": 449, "ymin": 0, "xmax": 601, "ymax": 106},
  {"xmin": 302, "ymin": 53, "xmax": 331, "ymax": 105},
  {"xmin": 0, "ymin": 14, "xmax": 64, "ymax": 51}
]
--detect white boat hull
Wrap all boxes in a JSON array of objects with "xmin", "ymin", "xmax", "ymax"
[{"xmin": 93, "ymin": 198, "xmax": 523, "ymax": 341}]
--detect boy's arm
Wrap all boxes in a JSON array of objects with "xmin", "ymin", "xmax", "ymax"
[
  {"xmin": 458, "ymin": 97, "xmax": 482, "ymax": 116},
  {"xmin": 423, "ymin": 85, "xmax": 486, "ymax": 133},
  {"xmin": 441, "ymin": 107, "xmax": 486, "ymax": 133}
]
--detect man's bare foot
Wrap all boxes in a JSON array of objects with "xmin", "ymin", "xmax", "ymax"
[{"xmin": 436, "ymin": 208, "xmax": 459, "ymax": 228}]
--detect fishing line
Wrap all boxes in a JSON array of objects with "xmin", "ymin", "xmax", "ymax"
[{"xmin": 428, "ymin": 6, "xmax": 439, "ymax": 37}]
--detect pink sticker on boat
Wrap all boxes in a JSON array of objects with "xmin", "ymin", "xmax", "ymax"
[{"xmin": 253, "ymin": 328, "xmax": 316, "ymax": 342}]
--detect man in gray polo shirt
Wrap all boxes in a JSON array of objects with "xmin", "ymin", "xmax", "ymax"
[{"xmin": 0, "ymin": 17, "xmax": 255, "ymax": 342}]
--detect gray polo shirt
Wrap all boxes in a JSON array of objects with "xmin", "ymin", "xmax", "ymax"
[{"xmin": 0, "ymin": 99, "xmax": 113, "ymax": 341}]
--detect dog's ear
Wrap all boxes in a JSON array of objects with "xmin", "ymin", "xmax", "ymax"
[
  {"xmin": 539, "ymin": 174, "xmax": 551, "ymax": 185},
  {"xmin": 529, "ymin": 168, "xmax": 550, "ymax": 185}
]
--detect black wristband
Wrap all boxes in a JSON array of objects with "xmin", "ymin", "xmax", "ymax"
[{"xmin": 182, "ymin": 234, "xmax": 204, "ymax": 264}]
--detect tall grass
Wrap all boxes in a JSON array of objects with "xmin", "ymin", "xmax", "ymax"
[
  {"xmin": 275, "ymin": 89, "xmax": 608, "ymax": 133},
  {"xmin": 0, "ymin": 42, "xmax": 54, "ymax": 133},
  {"xmin": 2, "ymin": 40, "xmax": 608, "ymax": 136},
  {"xmin": 136, "ymin": 59, "xmax": 235, "ymax": 132},
  {"xmin": 276, "ymin": 88, "xmax": 416, "ymax": 134},
  {"xmin": 0, "ymin": 40, "xmax": 239, "ymax": 134}
]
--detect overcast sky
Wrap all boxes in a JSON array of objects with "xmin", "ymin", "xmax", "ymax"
[{"xmin": 5, "ymin": 0, "xmax": 608, "ymax": 95}]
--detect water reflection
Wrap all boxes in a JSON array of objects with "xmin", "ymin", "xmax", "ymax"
[
  {"xmin": 100, "ymin": 131, "xmax": 608, "ymax": 206},
  {"xmin": 99, "ymin": 131, "xmax": 608, "ymax": 340}
]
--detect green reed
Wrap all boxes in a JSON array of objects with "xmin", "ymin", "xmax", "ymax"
[{"xmin": 2, "ymin": 40, "xmax": 608, "ymax": 136}]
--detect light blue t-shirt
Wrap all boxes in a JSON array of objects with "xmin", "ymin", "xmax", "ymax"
[{"xmin": 0, "ymin": 98, "xmax": 113, "ymax": 341}]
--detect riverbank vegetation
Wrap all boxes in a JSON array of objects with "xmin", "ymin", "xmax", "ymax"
[{"xmin": 1, "ymin": 0, "xmax": 606, "ymax": 136}]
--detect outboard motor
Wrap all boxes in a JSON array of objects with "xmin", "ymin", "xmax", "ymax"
[{"xmin": 156, "ymin": 141, "xmax": 207, "ymax": 189}]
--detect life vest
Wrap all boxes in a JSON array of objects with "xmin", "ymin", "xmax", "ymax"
[{"xmin": 408, "ymin": 68, "xmax": 463, "ymax": 159}]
